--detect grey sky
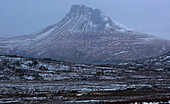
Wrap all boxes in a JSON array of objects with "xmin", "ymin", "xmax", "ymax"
[{"xmin": 0, "ymin": 0, "xmax": 170, "ymax": 40}]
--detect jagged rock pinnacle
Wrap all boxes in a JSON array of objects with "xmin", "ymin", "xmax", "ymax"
[
  {"xmin": 65, "ymin": 4, "xmax": 119, "ymax": 32},
  {"xmin": 69, "ymin": 5, "xmax": 94, "ymax": 16}
]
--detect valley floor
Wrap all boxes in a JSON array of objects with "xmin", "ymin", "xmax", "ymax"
[{"xmin": 0, "ymin": 80, "xmax": 170, "ymax": 104}]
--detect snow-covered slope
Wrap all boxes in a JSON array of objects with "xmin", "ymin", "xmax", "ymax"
[{"xmin": 0, "ymin": 5, "xmax": 170, "ymax": 64}]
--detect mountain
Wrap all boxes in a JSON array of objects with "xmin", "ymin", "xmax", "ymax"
[{"xmin": 0, "ymin": 5, "xmax": 170, "ymax": 64}]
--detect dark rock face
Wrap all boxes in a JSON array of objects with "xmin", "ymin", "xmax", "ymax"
[
  {"xmin": 70, "ymin": 5, "xmax": 93, "ymax": 15},
  {"xmin": 0, "ymin": 5, "xmax": 170, "ymax": 64},
  {"xmin": 91, "ymin": 9, "xmax": 102, "ymax": 24}
]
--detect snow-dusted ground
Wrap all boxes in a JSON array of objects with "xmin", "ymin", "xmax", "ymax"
[{"xmin": 0, "ymin": 51, "xmax": 170, "ymax": 103}]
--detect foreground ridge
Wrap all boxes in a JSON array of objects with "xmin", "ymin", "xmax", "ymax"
[{"xmin": 0, "ymin": 52, "xmax": 170, "ymax": 103}]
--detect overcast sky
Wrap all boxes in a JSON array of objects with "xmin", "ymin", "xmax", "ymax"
[{"xmin": 0, "ymin": 0, "xmax": 170, "ymax": 40}]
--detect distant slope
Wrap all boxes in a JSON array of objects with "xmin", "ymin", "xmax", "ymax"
[{"xmin": 0, "ymin": 5, "xmax": 170, "ymax": 64}]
